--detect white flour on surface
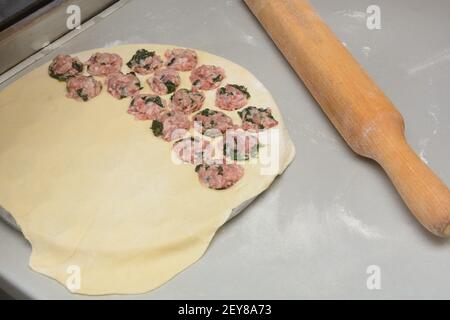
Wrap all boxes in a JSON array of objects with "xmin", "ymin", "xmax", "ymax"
[
  {"xmin": 361, "ymin": 46, "xmax": 371, "ymax": 58},
  {"xmin": 407, "ymin": 48, "xmax": 450, "ymax": 75},
  {"xmin": 334, "ymin": 10, "xmax": 367, "ymax": 21},
  {"xmin": 418, "ymin": 105, "xmax": 440, "ymax": 164}
]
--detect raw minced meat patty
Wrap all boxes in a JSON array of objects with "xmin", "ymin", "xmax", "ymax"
[
  {"xmin": 86, "ymin": 52, "xmax": 123, "ymax": 76},
  {"xmin": 151, "ymin": 110, "xmax": 191, "ymax": 141},
  {"xmin": 105, "ymin": 72, "xmax": 142, "ymax": 99},
  {"xmin": 127, "ymin": 49, "xmax": 162, "ymax": 75},
  {"xmin": 128, "ymin": 94, "xmax": 166, "ymax": 120},
  {"xmin": 66, "ymin": 75, "xmax": 102, "ymax": 102},
  {"xmin": 48, "ymin": 54, "xmax": 83, "ymax": 81},
  {"xmin": 216, "ymin": 84, "xmax": 250, "ymax": 111},
  {"xmin": 192, "ymin": 108, "xmax": 236, "ymax": 137},
  {"xmin": 170, "ymin": 88, "xmax": 205, "ymax": 114},
  {"xmin": 148, "ymin": 68, "xmax": 181, "ymax": 95},
  {"xmin": 195, "ymin": 163, "xmax": 244, "ymax": 190},
  {"xmin": 172, "ymin": 137, "xmax": 212, "ymax": 165},
  {"xmin": 223, "ymin": 129, "xmax": 259, "ymax": 161},
  {"xmin": 190, "ymin": 65, "xmax": 225, "ymax": 90},
  {"xmin": 165, "ymin": 48, "xmax": 198, "ymax": 71},
  {"xmin": 238, "ymin": 106, "xmax": 279, "ymax": 131}
]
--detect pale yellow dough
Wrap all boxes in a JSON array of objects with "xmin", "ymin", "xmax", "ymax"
[{"xmin": 0, "ymin": 44, "xmax": 295, "ymax": 295}]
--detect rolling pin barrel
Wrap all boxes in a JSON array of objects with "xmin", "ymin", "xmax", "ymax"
[{"xmin": 245, "ymin": 0, "xmax": 450, "ymax": 236}]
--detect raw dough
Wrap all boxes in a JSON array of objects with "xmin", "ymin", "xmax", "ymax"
[{"xmin": 0, "ymin": 44, "xmax": 295, "ymax": 295}]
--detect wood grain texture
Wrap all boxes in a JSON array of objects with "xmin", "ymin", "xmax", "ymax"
[{"xmin": 245, "ymin": 0, "xmax": 450, "ymax": 237}]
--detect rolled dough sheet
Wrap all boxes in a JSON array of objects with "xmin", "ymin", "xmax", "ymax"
[{"xmin": 0, "ymin": 44, "xmax": 295, "ymax": 295}]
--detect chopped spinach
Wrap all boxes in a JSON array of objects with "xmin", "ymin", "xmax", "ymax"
[
  {"xmin": 49, "ymin": 67, "xmax": 69, "ymax": 81},
  {"xmin": 266, "ymin": 111, "xmax": 276, "ymax": 120},
  {"xmin": 127, "ymin": 49, "xmax": 155, "ymax": 68},
  {"xmin": 165, "ymin": 81, "xmax": 176, "ymax": 94},
  {"xmin": 167, "ymin": 57, "xmax": 176, "ymax": 66},
  {"xmin": 218, "ymin": 87, "xmax": 227, "ymax": 95},
  {"xmin": 193, "ymin": 79, "xmax": 200, "ymax": 86},
  {"xmin": 230, "ymin": 84, "xmax": 250, "ymax": 99},
  {"xmin": 198, "ymin": 108, "xmax": 216, "ymax": 117},
  {"xmin": 72, "ymin": 61, "xmax": 83, "ymax": 73},
  {"xmin": 195, "ymin": 164, "xmax": 202, "ymax": 172},
  {"xmin": 238, "ymin": 107, "xmax": 257, "ymax": 123},
  {"xmin": 212, "ymin": 74, "xmax": 222, "ymax": 83},
  {"xmin": 49, "ymin": 71, "xmax": 66, "ymax": 81},
  {"xmin": 76, "ymin": 89, "xmax": 88, "ymax": 102},
  {"xmin": 145, "ymin": 96, "xmax": 164, "ymax": 108},
  {"xmin": 151, "ymin": 120, "xmax": 164, "ymax": 137}
]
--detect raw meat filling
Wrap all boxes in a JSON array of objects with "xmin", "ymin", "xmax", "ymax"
[
  {"xmin": 170, "ymin": 88, "xmax": 205, "ymax": 114},
  {"xmin": 48, "ymin": 54, "xmax": 83, "ymax": 81},
  {"xmin": 127, "ymin": 49, "xmax": 163, "ymax": 75},
  {"xmin": 105, "ymin": 72, "xmax": 142, "ymax": 99},
  {"xmin": 190, "ymin": 65, "xmax": 225, "ymax": 90},
  {"xmin": 238, "ymin": 106, "xmax": 279, "ymax": 131},
  {"xmin": 66, "ymin": 75, "xmax": 102, "ymax": 101},
  {"xmin": 86, "ymin": 52, "xmax": 123, "ymax": 76},
  {"xmin": 148, "ymin": 68, "xmax": 181, "ymax": 95},
  {"xmin": 193, "ymin": 108, "xmax": 235, "ymax": 137},
  {"xmin": 165, "ymin": 48, "xmax": 198, "ymax": 71},
  {"xmin": 128, "ymin": 94, "xmax": 166, "ymax": 120},
  {"xmin": 151, "ymin": 110, "xmax": 191, "ymax": 141},
  {"xmin": 195, "ymin": 163, "xmax": 244, "ymax": 190},
  {"xmin": 216, "ymin": 84, "xmax": 250, "ymax": 111}
]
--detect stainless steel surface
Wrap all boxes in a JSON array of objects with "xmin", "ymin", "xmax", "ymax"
[
  {"xmin": 0, "ymin": 0, "xmax": 449, "ymax": 299},
  {"xmin": 0, "ymin": 206, "xmax": 19, "ymax": 231},
  {"xmin": 0, "ymin": 0, "xmax": 52, "ymax": 31},
  {"xmin": 0, "ymin": 0, "xmax": 118, "ymax": 74}
]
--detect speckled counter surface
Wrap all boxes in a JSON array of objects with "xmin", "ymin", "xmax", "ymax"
[{"xmin": 0, "ymin": 0, "xmax": 449, "ymax": 299}]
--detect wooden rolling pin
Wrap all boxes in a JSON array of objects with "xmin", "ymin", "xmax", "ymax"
[{"xmin": 245, "ymin": 0, "xmax": 450, "ymax": 237}]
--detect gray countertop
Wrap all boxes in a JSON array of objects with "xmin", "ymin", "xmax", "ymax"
[{"xmin": 0, "ymin": 0, "xmax": 449, "ymax": 299}]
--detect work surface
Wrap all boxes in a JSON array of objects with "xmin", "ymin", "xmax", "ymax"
[{"xmin": 0, "ymin": 0, "xmax": 449, "ymax": 299}]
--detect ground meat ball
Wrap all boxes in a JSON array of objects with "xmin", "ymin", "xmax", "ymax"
[
  {"xmin": 128, "ymin": 94, "xmax": 166, "ymax": 120},
  {"xmin": 165, "ymin": 48, "xmax": 198, "ymax": 71},
  {"xmin": 148, "ymin": 68, "xmax": 181, "ymax": 95},
  {"xmin": 190, "ymin": 65, "xmax": 225, "ymax": 90},
  {"xmin": 170, "ymin": 88, "xmax": 205, "ymax": 114},
  {"xmin": 172, "ymin": 137, "xmax": 211, "ymax": 165},
  {"xmin": 195, "ymin": 163, "xmax": 244, "ymax": 190},
  {"xmin": 193, "ymin": 108, "xmax": 235, "ymax": 137},
  {"xmin": 238, "ymin": 106, "xmax": 279, "ymax": 131},
  {"xmin": 86, "ymin": 52, "xmax": 123, "ymax": 76},
  {"xmin": 223, "ymin": 129, "xmax": 259, "ymax": 161},
  {"xmin": 66, "ymin": 75, "xmax": 102, "ymax": 102},
  {"xmin": 48, "ymin": 54, "xmax": 83, "ymax": 81},
  {"xmin": 105, "ymin": 72, "xmax": 142, "ymax": 99},
  {"xmin": 151, "ymin": 110, "xmax": 191, "ymax": 141},
  {"xmin": 127, "ymin": 49, "xmax": 162, "ymax": 75},
  {"xmin": 216, "ymin": 84, "xmax": 251, "ymax": 111}
]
